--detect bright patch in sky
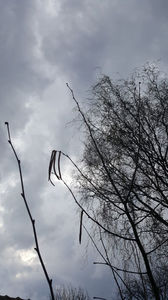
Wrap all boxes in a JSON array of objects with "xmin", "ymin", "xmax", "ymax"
[
  {"xmin": 15, "ymin": 272, "xmax": 29, "ymax": 279},
  {"xmin": 40, "ymin": 0, "xmax": 61, "ymax": 17},
  {"xmin": 0, "ymin": 219, "xmax": 4, "ymax": 229},
  {"xmin": 12, "ymin": 133, "xmax": 26, "ymax": 153},
  {"xmin": 17, "ymin": 249, "xmax": 37, "ymax": 266}
]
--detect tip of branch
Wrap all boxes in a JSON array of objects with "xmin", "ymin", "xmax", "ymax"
[
  {"xmin": 5, "ymin": 122, "xmax": 8, "ymax": 125},
  {"xmin": 49, "ymin": 180, "xmax": 55, "ymax": 186}
]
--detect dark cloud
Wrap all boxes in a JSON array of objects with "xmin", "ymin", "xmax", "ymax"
[
  {"xmin": 39, "ymin": 0, "xmax": 168, "ymax": 90},
  {"xmin": 0, "ymin": 0, "xmax": 168, "ymax": 299}
]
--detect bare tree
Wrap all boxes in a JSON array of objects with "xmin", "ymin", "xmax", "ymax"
[
  {"xmin": 51, "ymin": 284, "xmax": 90, "ymax": 300},
  {"xmin": 121, "ymin": 261, "xmax": 168, "ymax": 300},
  {"xmin": 49, "ymin": 65, "xmax": 168, "ymax": 300}
]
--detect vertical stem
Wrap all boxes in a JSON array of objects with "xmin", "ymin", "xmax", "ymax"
[
  {"xmin": 5, "ymin": 122, "xmax": 55, "ymax": 300},
  {"xmin": 124, "ymin": 203, "xmax": 160, "ymax": 300}
]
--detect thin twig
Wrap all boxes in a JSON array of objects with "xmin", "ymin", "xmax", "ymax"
[
  {"xmin": 48, "ymin": 150, "xmax": 135, "ymax": 242},
  {"xmin": 5, "ymin": 122, "xmax": 55, "ymax": 300}
]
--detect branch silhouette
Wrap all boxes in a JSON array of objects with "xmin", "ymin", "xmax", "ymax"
[{"xmin": 5, "ymin": 122, "xmax": 55, "ymax": 300}]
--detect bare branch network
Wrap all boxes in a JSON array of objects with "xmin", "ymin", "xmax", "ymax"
[
  {"xmin": 49, "ymin": 65, "xmax": 168, "ymax": 300},
  {"xmin": 5, "ymin": 64, "xmax": 168, "ymax": 300}
]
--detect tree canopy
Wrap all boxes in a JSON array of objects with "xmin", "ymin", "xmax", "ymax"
[{"xmin": 50, "ymin": 65, "xmax": 168, "ymax": 300}]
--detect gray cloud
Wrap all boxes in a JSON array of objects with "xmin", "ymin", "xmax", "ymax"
[
  {"xmin": 0, "ymin": 0, "xmax": 168, "ymax": 299},
  {"xmin": 39, "ymin": 0, "xmax": 168, "ymax": 88}
]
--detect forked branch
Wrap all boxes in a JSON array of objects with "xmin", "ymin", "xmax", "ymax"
[{"xmin": 48, "ymin": 150, "xmax": 136, "ymax": 242}]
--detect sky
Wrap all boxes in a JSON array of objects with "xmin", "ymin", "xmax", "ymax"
[{"xmin": 0, "ymin": 0, "xmax": 168, "ymax": 299}]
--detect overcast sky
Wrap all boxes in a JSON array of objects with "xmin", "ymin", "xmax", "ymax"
[{"xmin": 0, "ymin": 1, "xmax": 168, "ymax": 299}]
